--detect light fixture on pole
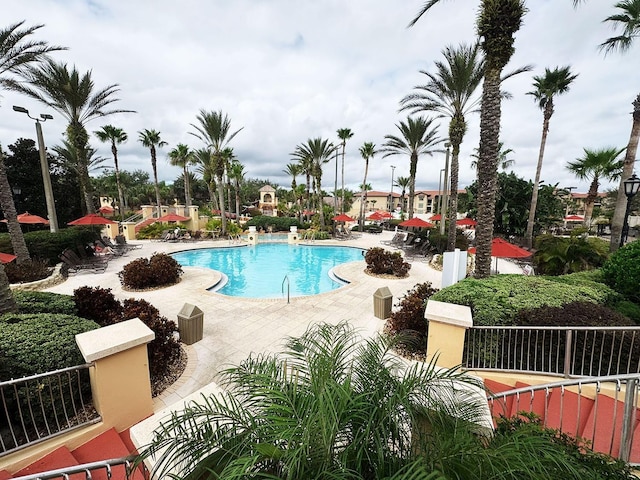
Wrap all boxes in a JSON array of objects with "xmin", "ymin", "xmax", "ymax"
[
  {"xmin": 13, "ymin": 105, "xmax": 59, "ymax": 233},
  {"xmin": 439, "ymin": 142, "xmax": 451, "ymax": 235},
  {"xmin": 389, "ymin": 165, "xmax": 396, "ymax": 212},
  {"xmin": 620, "ymin": 173, "xmax": 640, "ymax": 248}
]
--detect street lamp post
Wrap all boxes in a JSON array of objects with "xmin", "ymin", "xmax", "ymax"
[
  {"xmin": 439, "ymin": 142, "xmax": 451, "ymax": 235},
  {"xmin": 437, "ymin": 168, "xmax": 445, "ymax": 214},
  {"xmin": 13, "ymin": 106, "xmax": 59, "ymax": 233},
  {"xmin": 389, "ymin": 165, "xmax": 396, "ymax": 212},
  {"xmin": 620, "ymin": 173, "xmax": 640, "ymax": 248}
]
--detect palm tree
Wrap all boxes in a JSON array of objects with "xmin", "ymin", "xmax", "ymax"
[
  {"xmin": 358, "ymin": 142, "xmax": 377, "ymax": 231},
  {"xmin": 12, "ymin": 60, "xmax": 132, "ymax": 214},
  {"xmin": 193, "ymin": 147, "xmax": 218, "ymax": 210},
  {"xmin": 94, "ymin": 125, "xmax": 128, "ymax": 217},
  {"xmin": 292, "ymin": 138, "xmax": 336, "ymax": 228},
  {"xmin": 471, "ymin": 142, "xmax": 516, "ymax": 171},
  {"xmin": 0, "ymin": 21, "xmax": 65, "ymax": 281},
  {"xmin": 411, "ymin": 0, "xmax": 526, "ymax": 278},
  {"xmin": 168, "ymin": 143, "xmax": 195, "ymax": 207},
  {"xmin": 228, "ymin": 159, "xmax": 245, "ymax": 220},
  {"xmin": 402, "ymin": 43, "xmax": 484, "ymax": 251},
  {"xmin": 190, "ymin": 110, "xmax": 243, "ymax": 236},
  {"xmin": 380, "ymin": 117, "xmax": 441, "ymax": 219},
  {"xmin": 566, "ymin": 147, "xmax": 625, "ymax": 228},
  {"xmin": 524, "ymin": 66, "xmax": 578, "ymax": 248},
  {"xmin": 138, "ymin": 129, "xmax": 167, "ymax": 217},
  {"xmin": 395, "ymin": 176, "xmax": 411, "ymax": 215},
  {"xmin": 283, "ymin": 162, "xmax": 301, "ymax": 217},
  {"xmin": 600, "ymin": 1, "xmax": 640, "ymax": 250},
  {"xmin": 337, "ymin": 128, "xmax": 354, "ymax": 214}
]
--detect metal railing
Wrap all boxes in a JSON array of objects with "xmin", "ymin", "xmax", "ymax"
[
  {"xmin": 11, "ymin": 456, "xmax": 143, "ymax": 480},
  {"xmin": 487, "ymin": 374, "xmax": 640, "ymax": 464},
  {"xmin": 123, "ymin": 212, "xmax": 144, "ymax": 223},
  {"xmin": 464, "ymin": 326, "xmax": 640, "ymax": 377},
  {"xmin": 0, "ymin": 364, "xmax": 100, "ymax": 457},
  {"xmin": 282, "ymin": 275, "xmax": 290, "ymax": 304}
]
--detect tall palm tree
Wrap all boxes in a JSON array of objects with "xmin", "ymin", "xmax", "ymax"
[
  {"xmin": 228, "ymin": 159, "xmax": 245, "ymax": 220},
  {"xmin": 292, "ymin": 138, "xmax": 336, "ymax": 228},
  {"xmin": 471, "ymin": 142, "xmax": 515, "ymax": 170},
  {"xmin": 566, "ymin": 147, "xmax": 625, "ymax": 228},
  {"xmin": 411, "ymin": 0, "xmax": 526, "ymax": 278},
  {"xmin": 600, "ymin": 1, "xmax": 640, "ymax": 250},
  {"xmin": 0, "ymin": 21, "xmax": 65, "ymax": 280},
  {"xmin": 296, "ymin": 153, "xmax": 314, "ymax": 214},
  {"xmin": 401, "ymin": 43, "xmax": 484, "ymax": 251},
  {"xmin": 193, "ymin": 147, "xmax": 218, "ymax": 210},
  {"xmin": 380, "ymin": 116, "xmax": 441, "ymax": 219},
  {"xmin": 138, "ymin": 129, "xmax": 167, "ymax": 217},
  {"xmin": 283, "ymin": 162, "xmax": 301, "ymax": 215},
  {"xmin": 337, "ymin": 128, "xmax": 354, "ymax": 214},
  {"xmin": 12, "ymin": 60, "xmax": 132, "ymax": 214},
  {"xmin": 358, "ymin": 142, "xmax": 377, "ymax": 231},
  {"xmin": 94, "ymin": 125, "xmax": 128, "ymax": 217},
  {"xmin": 168, "ymin": 143, "xmax": 195, "ymax": 207},
  {"xmin": 190, "ymin": 110, "xmax": 243, "ymax": 236},
  {"xmin": 395, "ymin": 176, "xmax": 411, "ymax": 215},
  {"xmin": 524, "ymin": 66, "xmax": 578, "ymax": 248}
]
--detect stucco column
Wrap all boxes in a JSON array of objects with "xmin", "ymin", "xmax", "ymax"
[
  {"xmin": 76, "ymin": 319, "xmax": 155, "ymax": 431},
  {"xmin": 424, "ymin": 300, "xmax": 473, "ymax": 368}
]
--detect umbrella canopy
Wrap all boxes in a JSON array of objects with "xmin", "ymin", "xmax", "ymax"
[
  {"xmin": 367, "ymin": 211, "xmax": 385, "ymax": 221},
  {"xmin": 68, "ymin": 214, "xmax": 118, "ymax": 226},
  {"xmin": 1, "ymin": 212, "xmax": 50, "ymax": 225},
  {"xmin": 399, "ymin": 217, "xmax": 434, "ymax": 228},
  {"xmin": 430, "ymin": 214, "xmax": 442, "ymax": 221},
  {"xmin": 468, "ymin": 238, "xmax": 532, "ymax": 259},
  {"xmin": 378, "ymin": 211, "xmax": 393, "ymax": 219},
  {"xmin": 98, "ymin": 205, "xmax": 115, "ymax": 214},
  {"xmin": 564, "ymin": 215, "xmax": 584, "ymax": 222},
  {"xmin": 333, "ymin": 213, "xmax": 355, "ymax": 222},
  {"xmin": 456, "ymin": 218, "xmax": 477, "ymax": 227},
  {"xmin": 156, "ymin": 213, "xmax": 191, "ymax": 222},
  {"xmin": 0, "ymin": 252, "xmax": 17, "ymax": 264}
]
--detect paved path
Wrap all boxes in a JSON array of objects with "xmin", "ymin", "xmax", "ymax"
[{"xmin": 44, "ymin": 231, "xmax": 523, "ymax": 410}]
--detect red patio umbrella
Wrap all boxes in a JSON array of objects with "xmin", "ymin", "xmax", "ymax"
[
  {"xmin": 430, "ymin": 214, "xmax": 442, "ymax": 221},
  {"xmin": 98, "ymin": 205, "xmax": 115, "ymax": 214},
  {"xmin": 468, "ymin": 238, "xmax": 531, "ymax": 258},
  {"xmin": 378, "ymin": 211, "xmax": 393, "ymax": 219},
  {"xmin": 564, "ymin": 215, "xmax": 584, "ymax": 222},
  {"xmin": 332, "ymin": 213, "xmax": 355, "ymax": 222},
  {"xmin": 0, "ymin": 252, "xmax": 17, "ymax": 264},
  {"xmin": 68, "ymin": 214, "xmax": 118, "ymax": 225},
  {"xmin": 456, "ymin": 218, "xmax": 477, "ymax": 227},
  {"xmin": 367, "ymin": 211, "xmax": 385, "ymax": 221},
  {"xmin": 156, "ymin": 213, "xmax": 191, "ymax": 222},
  {"xmin": 399, "ymin": 217, "xmax": 434, "ymax": 228},
  {"xmin": 1, "ymin": 212, "xmax": 50, "ymax": 225}
]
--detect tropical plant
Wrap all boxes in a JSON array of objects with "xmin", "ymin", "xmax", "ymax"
[
  {"xmin": 524, "ymin": 66, "xmax": 578, "ymax": 248},
  {"xmin": 291, "ymin": 138, "xmax": 336, "ymax": 228},
  {"xmin": 401, "ymin": 43, "xmax": 484, "ymax": 251},
  {"xmin": 358, "ymin": 142, "xmax": 377, "ymax": 231},
  {"xmin": 193, "ymin": 147, "xmax": 218, "ymax": 210},
  {"xmin": 138, "ymin": 129, "xmax": 167, "ymax": 217},
  {"xmin": 410, "ymin": 0, "xmax": 526, "ymax": 279},
  {"xmin": 191, "ymin": 110, "xmax": 243, "ymax": 236},
  {"xmin": 395, "ymin": 176, "xmax": 411, "ymax": 214},
  {"xmin": 601, "ymin": 239, "xmax": 640, "ymax": 303},
  {"xmin": 337, "ymin": 128, "xmax": 354, "ymax": 213},
  {"xmin": 566, "ymin": 147, "xmax": 624, "ymax": 228},
  {"xmin": 94, "ymin": 125, "xmax": 128, "ymax": 216},
  {"xmin": 599, "ymin": 1, "xmax": 640, "ymax": 250},
  {"xmin": 533, "ymin": 234, "xmax": 609, "ymax": 276},
  {"xmin": 228, "ymin": 159, "xmax": 245, "ymax": 220},
  {"xmin": 13, "ymin": 60, "xmax": 132, "ymax": 214},
  {"xmin": 471, "ymin": 141, "xmax": 515, "ymax": 170},
  {"xmin": 380, "ymin": 117, "xmax": 441, "ymax": 219},
  {"xmin": 168, "ymin": 143, "xmax": 195, "ymax": 207}
]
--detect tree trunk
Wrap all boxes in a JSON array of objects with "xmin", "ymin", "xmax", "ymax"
[
  {"xmin": 408, "ymin": 153, "xmax": 417, "ymax": 219},
  {"xmin": 0, "ymin": 153, "xmax": 30, "ymax": 265},
  {"xmin": 217, "ymin": 174, "xmax": 227, "ymax": 235},
  {"xmin": 610, "ymin": 93, "xmax": 640, "ymax": 251},
  {"xmin": 151, "ymin": 149, "xmax": 162, "ymax": 218},
  {"xmin": 0, "ymin": 264, "xmax": 17, "ymax": 314},
  {"xmin": 525, "ymin": 102, "xmax": 553, "ymax": 248},
  {"xmin": 359, "ymin": 160, "xmax": 370, "ymax": 232},
  {"xmin": 583, "ymin": 178, "xmax": 599, "ymax": 229},
  {"xmin": 474, "ymin": 68, "xmax": 502, "ymax": 279},
  {"xmin": 317, "ymin": 171, "xmax": 325, "ymax": 228},
  {"xmin": 446, "ymin": 144, "xmax": 461, "ymax": 251},
  {"xmin": 112, "ymin": 143, "xmax": 126, "ymax": 219},
  {"xmin": 184, "ymin": 166, "xmax": 191, "ymax": 208},
  {"xmin": 341, "ymin": 143, "xmax": 346, "ymax": 214}
]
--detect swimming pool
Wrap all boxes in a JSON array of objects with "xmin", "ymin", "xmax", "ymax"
[{"xmin": 171, "ymin": 244, "xmax": 365, "ymax": 298}]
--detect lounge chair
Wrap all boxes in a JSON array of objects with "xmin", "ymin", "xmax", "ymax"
[
  {"xmin": 114, "ymin": 235, "xmax": 143, "ymax": 250},
  {"xmin": 59, "ymin": 249, "xmax": 108, "ymax": 274}
]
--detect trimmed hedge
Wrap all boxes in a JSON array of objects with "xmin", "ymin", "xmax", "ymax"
[
  {"xmin": 245, "ymin": 216, "xmax": 305, "ymax": 232},
  {"xmin": 0, "ymin": 314, "xmax": 99, "ymax": 380},
  {"xmin": 601, "ymin": 240, "xmax": 640, "ymax": 303},
  {"xmin": 0, "ymin": 227, "xmax": 98, "ymax": 265},
  {"xmin": 430, "ymin": 274, "xmax": 617, "ymax": 326},
  {"xmin": 14, "ymin": 291, "xmax": 76, "ymax": 315}
]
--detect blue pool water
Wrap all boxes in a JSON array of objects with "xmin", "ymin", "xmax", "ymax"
[{"xmin": 171, "ymin": 244, "xmax": 365, "ymax": 298}]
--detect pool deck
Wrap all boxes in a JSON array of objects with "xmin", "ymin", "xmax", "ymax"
[{"xmin": 43, "ymin": 230, "xmax": 524, "ymax": 411}]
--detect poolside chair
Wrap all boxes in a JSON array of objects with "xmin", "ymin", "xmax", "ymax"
[
  {"xmin": 115, "ymin": 235, "xmax": 143, "ymax": 250},
  {"xmin": 59, "ymin": 249, "xmax": 108, "ymax": 274}
]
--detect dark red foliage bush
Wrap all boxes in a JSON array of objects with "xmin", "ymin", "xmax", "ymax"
[
  {"xmin": 387, "ymin": 282, "xmax": 438, "ymax": 351},
  {"xmin": 118, "ymin": 253, "xmax": 183, "ymax": 289},
  {"xmin": 5, "ymin": 258, "xmax": 51, "ymax": 284},
  {"xmin": 365, "ymin": 247, "xmax": 411, "ymax": 277},
  {"xmin": 73, "ymin": 286, "xmax": 123, "ymax": 326}
]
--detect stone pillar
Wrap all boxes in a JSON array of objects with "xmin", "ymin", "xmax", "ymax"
[
  {"xmin": 247, "ymin": 226, "xmax": 258, "ymax": 245},
  {"xmin": 424, "ymin": 300, "xmax": 473, "ymax": 368},
  {"xmin": 175, "ymin": 205, "xmax": 185, "ymax": 217},
  {"xmin": 75, "ymin": 319, "xmax": 155, "ymax": 431},
  {"xmin": 103, "ymin": 223, "xmax": 118, "ymax": 240},
  {"xmin": 288, "ymin": 225, "xmax": 299, "ymax": 244},
  {"xmin": 188, "ymin": 205, "xmax": 200, "ymax": 229},
  {"xmin": 141, "ymin": 205, "xmax": 155, "ymax": 219},
  {"xmin": 121, "ymin": 221, "xmax": 137, "ymax": 241}
]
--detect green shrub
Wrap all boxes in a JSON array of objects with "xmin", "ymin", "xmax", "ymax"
[
  {"xmin": 14, "ymin": 291, "xmax": 76, "ymax": 315},
  {"xmin": 431, "ymin": 275, "xmax": 613, "ymax": 326},
  {"xmin": 245, "ymin": 216, "xmax": 303, "ymax": 232},
  {"xmin": 303, "ymin": 229, "xmax": 330, "ymax": 240},
  {"xmin": 386, "ymin": 283, "xmax": 438, "ymax": 352},
  {"xmin": 137, "ymin": 223, "xmax": 170, "ymax": 239},
  {"xmin": 118, "ymin": 253, "xmax": 183, "ymax": 289},
  {"xmin": 364, "ymin": 247, "xmax": 410, "ymax": 277},
  {"xmin": 611, "ymin": 300, "xmax": 640, "ymax": 324},
  {"xmin": 533, "ymin": 234, "xmax": 609, "ymax": 276},
  {"xmin": 601, "ymin": 240, "xmax": 640, "ymax": 303},
  {"xmin": 0, "ymin": 227, "xmax": 98, "ymax": 265},
  {"xmin": 4, "ymin": 258, "xmax": 52, "ymax": 284},
  {"xmin": 0, "ymin": 314, "xmax": 99, "ymax": 380}
]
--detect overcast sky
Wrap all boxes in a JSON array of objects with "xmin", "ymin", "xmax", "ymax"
[{"xmin": 2, "ymin": 0, "xmax": 639, "ymax": 197}]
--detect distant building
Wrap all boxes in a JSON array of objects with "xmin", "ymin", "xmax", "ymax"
[{"xmin": 259, "ymin": 185, "xmax": 278, "ymax": 217}]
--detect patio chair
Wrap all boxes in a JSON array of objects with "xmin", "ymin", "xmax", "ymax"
[
  {"xmin": 95, "ymin": 238, "xmax": 126, "ymax": 256},
  {"xmin": 59, "ymin": 249, "xmax": 108, "ymax": 274},
  {"xmin": 115, "ymin": 235, "xmax": 143, "ymax": 250}
]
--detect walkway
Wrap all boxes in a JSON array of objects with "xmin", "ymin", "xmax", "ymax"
[{"xmin": 43, "ymin": 230, "xmax": 523, "ymax": 410}]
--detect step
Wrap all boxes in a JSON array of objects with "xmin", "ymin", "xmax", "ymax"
[
  {"xmin": 72, "ymin": 428, "xmax": 144, "ymax": 480},
  {"xmin": 0, "ymin": 470, "xmax": 13, "ymax": 480},
  {"xmin": 484, "ymin": 379, "xmax": 514, "ymax": 421},
  {"xmin": 581, "ymin": 394, "xmax": 637, "ymax": 458},
  {"xmin": 508, "ymin": 381, "xmax": 549, "ymax": 422},
  {"xmin": 13, "ymin": 446, "xmax": 83, "ymax": 480},
  {"xmin": 545, "ymin": 387, "xmax": 594, "ymax": 438}
]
